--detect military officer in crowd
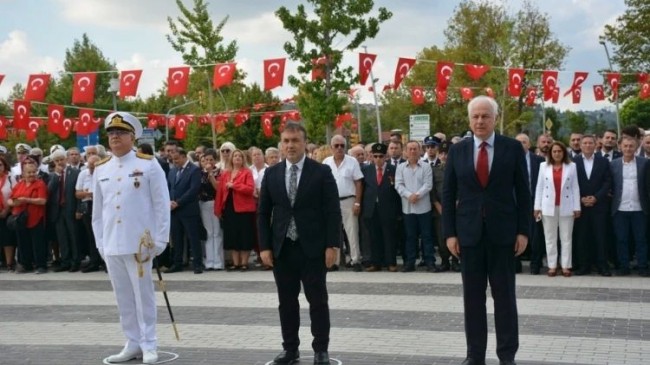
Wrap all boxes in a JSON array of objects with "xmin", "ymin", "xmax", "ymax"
[{"xmin": 92, "ymin": 112, "xmax": 170, "ymax": 364}]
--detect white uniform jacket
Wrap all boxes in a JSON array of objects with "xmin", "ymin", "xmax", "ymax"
[
  {"xmin": 92, "ymin": 150, "xmax": 170, "ymax": 257},
  {"xmin": 534, "ymin": 161, "xmax": 581, "ymax": 217}
]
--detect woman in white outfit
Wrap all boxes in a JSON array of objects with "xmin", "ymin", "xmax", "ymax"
[
  {"xmin": 534, "ymin": 141, "xmax": 581, "ymax": 277},
  {"xmin": 199, "ymin": 149, "xmax": 224, "ymax": 270}
]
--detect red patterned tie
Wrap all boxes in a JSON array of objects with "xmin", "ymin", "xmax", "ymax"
[
  {"xmin": 476, "ymin": 141, "xmax": 489, "ymax": 188},
  {"xmin": 377, "ymin": 166, "xmax": 383, "ymax": 185}
]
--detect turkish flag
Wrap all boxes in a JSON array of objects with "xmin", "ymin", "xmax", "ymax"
[
  {"xmin": 174, "ymin": 115, "xmax": 191, "ymax": 140},
  {"xmin": 48, "ymin": 105, "xmax": 64, "ymax": 135},
  {"xmin": 571, "ymin": 86, "xmax": 582, "ymax": 104},
  {"xmin": 436, "ymin": 88, "xmax": 447, "ymax": 106},
  {"xmin": 167, "ymin": 66, "xmax": 190, "ymax": 96},
  {"xmin": 26, "ymin": 119, "xmax": 41, "ymax": 142},
  {"xmin": 552, "ymin": 87, "xmax": 560, "ymax": 104},
  {"xmin": 213, "ymin": 63, "xmax": 236, "ymax": 89},
  {"xmin": 411, "ymin": 86, "xmax": 425, "ymax": 105},
  {"xmin": 359, "ymin": 53, "xmax": 377, "ymax": 86},
  {"xmin": 334, "ymin": 112, "xmax": 354, "ymax": 128},
  {"xmin": 464, "ymin": 64, "xmax": 490, "ymax": 81},
  {"xmin": 563, "ymin": 72, "xmax": 588, "ymax": 99},
  {"xmin": 261, "ymin": 112, "xmax": 275, "ymax": 138},
  {"xmin": 147, "ymin": 114, "xmax": 159, "ymax": 129},
  {"xmin": 382, "ymin": 84, "xmax": 393, "ymax": 93},
  {"xmin": 0, "ymin": 116, "xmax": 7, "ymax": 140},
  {"xmin": 284, "ymin": 110, "xmax": 301, "ymax": 121},
  {"xmin": 593, "ymin": 85, "xmax": 605, "ymax": 101},
  {"xmin": 234, "ymin": 112, "xmax": 249, "ymax": 127},
  {"xmin": 460, "ymin": 87, "xmax": 473, "ymax": 101},
  {"xmin": 638, "ymin": 73, "xmax": 649, "ymax": 84},
  {"xmin": 606, "ymin": 72, "xmax": 621, "ymax": 100},
  {"xmin": 485, "ymin": 87, "xmax": 495, "ymax": 98},
  {"xmin": 0, "ymin": 74, "xmax": 4, "ymax": 87},
  {"xmin": 76, "ymin": 109, "xmax": 95, "ymax": 136},
  {"xmin": 311, "ymin": 56, "xmax": 327, "ymax": 81},
  {"xmin": 542, "ymin": 70, "xmax": 559, "ymax": 101},
  {"xmin": 60, "ymin": 118, "xmax": 73, "ymax": 139},
  {"xmin": 640, "ymin": 83, "xmax": 650, "ymax": 100},
  {"xmin": 119, "ymin": 70, "xmax": 142, "ymax": 99},
  {"xmin": 507, "ymin": 68, "xmax": 525, "ymax": 97},
  {"xmin": 198, "ymin": 114, "xmax": 211, "ymax": 125},
  {"xmin": 72, "ymin": 72, "xmax": 97, "ymax": 104},
  {"xmin": 525, "ymin": 87, "xmax": 537, "ymax": 106},
  {"xmin": 436, "ymin": 61, "xmax": 454, "ymax": 91},
  {"xmin": 263, "ymin": 58, "xmax": 286, "ymax": 91},
  {"xmin": 13, "ymin": 100, "xmax": 31, "ymax": 130},
  {"xmin": 393, "ymin": 58, "xmax": 416, "ymax": 89},
  {"xmin": 24, "ymin": 74, "xmax": 51, "ymax": 102}
]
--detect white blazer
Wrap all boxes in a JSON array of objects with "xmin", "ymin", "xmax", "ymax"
[{"xmin": 534, "ymin": 161, "xmax": 581, "ymax": 216}]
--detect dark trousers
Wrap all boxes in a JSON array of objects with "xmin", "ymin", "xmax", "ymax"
[
  {"xmin": 365, "ymin": 207, "xmax": 397, "ymax": 267},
  {"xmin": 575, "ymin": 207, "xmax": 608, "ymax": 271},
  {"xmin": 171, "ymin": 213, "xmax": 203, "ymax": 269},
  {"xmin": 434, "ymin": 214, "xmax": 457, "ymax": 266},
  {"xmin": 81, "ymin": 202, "xmax": 102, "ymax": 267},
  {"xmin": 529, "ymin": 220, "xmax": 546, "ymax": 270},
  {"xmin": 613, "ymin": 211, "xmax": 648, "ymax": 270},
  {"xmin": 403, "ymin": 211, "xmax": 435, "ymax": 267},
  {"xmin": 461, "ymin": 224, "xmax": 518, "ymax": 362},
  {"xmin": 56, "ymin": 210, "xmax": 79, "ymax": 266},
  {"xmin": 17, "ymin": 220, "xmax": 47, "ymax": 270},
  {"xmin": 273, "ymin": 239, "xmax": 330, "ymax": 353}
]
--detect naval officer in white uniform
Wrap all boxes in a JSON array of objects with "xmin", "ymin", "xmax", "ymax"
[{"xmin": 92, "ymin": 112, "xmax": 170, "ymax": 364}]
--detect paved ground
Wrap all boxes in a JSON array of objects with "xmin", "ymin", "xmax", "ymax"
[{"xmin": 1, "ymin": 264, "xmax": 649, "ymax": 365}]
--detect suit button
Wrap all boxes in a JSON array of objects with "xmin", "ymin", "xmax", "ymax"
[
  {"xmin": 117, "ymin": 220, "xmax": 121, "ymax": 224},
  {"xmin": 116, "ymin": 205, "xmax": 120, "ymax": 209},
  {"xmin": 117, "ymin": 177, "xmax": 122, "ymax": 182},
  {"xmin": 119, "ymin": 165, "xmax": 123, "ymax": 168},
  {"xmin": 117, "ymin": 191, "xmax": 121, "ymax": 195}
]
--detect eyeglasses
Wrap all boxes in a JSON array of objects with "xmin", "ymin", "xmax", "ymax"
[
  {"xmin": 332, "ymin": 144, "xmax": 345, "ymax": 149},
  {"xmin": 373, "ymin": 155, "xmax": 385, "ymax": 158},
  {"xmin": 220, "ymin": 149, "xmax": 231, "ymax": 153}
]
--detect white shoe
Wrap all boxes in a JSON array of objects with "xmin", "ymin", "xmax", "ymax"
[
  {"xmin": 143, "ymin": 349, "xmax": 158, "ymax": 364},
  {"xmin": 106, "ymin": 346, "xmax": 142, "ymax": 363}
]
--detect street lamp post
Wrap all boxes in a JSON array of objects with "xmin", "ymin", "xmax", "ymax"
[{"xmin": 599, "ymin": 40, "xmax": 621, "ymax": 137}]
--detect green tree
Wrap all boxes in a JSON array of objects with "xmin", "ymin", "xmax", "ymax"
[
  {"xmin": 565, "ymin": 110, "xmax": 589, "ymax": 134},
  {"xmin": 620, "ymin": 97, "xmax": 650, "ymax": 129},
  {"xmin": 276, "ymin": 0, "xmax": 392, "ymax": 143},
  {"xmin": 603, "ymin": 0, "xmax": 650, "ymax": 100}
]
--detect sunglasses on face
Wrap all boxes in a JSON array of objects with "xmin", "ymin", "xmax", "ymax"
[
  {"xmin": 332, "ymin": 144, "xmax": 345, "ymax": 149},
  {"xmin": 373, "ymin": 155, "xmax": 385, "ymax": 158},
  {"xmin": 220, "ymin": 150, "xmax": 231, "ymax": 153}
]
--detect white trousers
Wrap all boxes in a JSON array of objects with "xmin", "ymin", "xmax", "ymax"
[
  {"xmin": 105, "ymin": 254, "xmax": 157, "ymax": 352},
  {"xmin": 200, "ymin": 200, "xmax": 224, "ymax": 269},
  {"xmin": 339, "ymin": 198, "xmax": 361, "ymax": 264},
  {"xmin": 541, "ymin": 207, "xmax": 574, "ymax": 270}
]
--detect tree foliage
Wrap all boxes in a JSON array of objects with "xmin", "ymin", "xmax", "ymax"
[
  {"xmin": 276, "ymin": 0, "xmax": 392, "ymax": 143},
  {"xmin": 380, "ymin": 0, "xmax": 569, "ymax": 140},
  {"xmin": 620, "ymin": 97, "xmax": 650, "ymax": 129}
]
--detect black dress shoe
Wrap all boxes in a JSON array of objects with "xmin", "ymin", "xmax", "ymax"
[
  {"xmin": 164, "ymin": 265, "xmax": 183, "ymax": 273},
  {"xmin": 313, "ymin": 351, "xmax": 330, "ymax": 364},
  {"xmin": 352, "ymin": 263, "xmax": 363, "ymax": 272},
  {"xmin": 599, "ymin": 270, "xmax": 612, "ymax": 277},
  {"xmin": 451, "ymin": 261, "xmax": 461, "ymax": 272},
  {"xmin": 426, "ymin": 264, "xmax": 442, "ymax": 273},
  {"xmin": 530, "ymin": 266, "xmax": 540, "ymax": 275},
  {"xmin": 194, "ymin": 268, "xmax": 203, "ymax": 274},
  {"xmin": 401, "ymin": 265, "xmax": 415, "ymax": 273},
  {"xmin": 69, "ymin": 264, "xmax": 80, "ymax": 272},
  {"xmin": 499, "ymin": 361, "xmax": 517, "ymax": 365},
  {"xmin": 327, "ymin": 265, "xmax": 339, "ymax": 272},
  {"xmin": 271, "ymin": 350, "xmax": 299, "ymax": 364},
  {"xmin": 438, "ymin": 264, "xmax": 450, "ymax": 272},
  {"xmin": 53, "ymin": 265, "xmax": 71, "ymax": 272},
  {"xmin": 81, "ymin": 265, "xmax": 100, "ymax": 273},
  {"xmin": 461, "ymin": 358, "xmax": 486, "ymax": 365}
]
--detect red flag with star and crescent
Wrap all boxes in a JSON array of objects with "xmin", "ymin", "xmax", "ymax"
[
  {"xmin": 119, "ymin": 70, "xmax": 142, "ymax": 99},
  {"xmin": 436, "ymin": 61, "xmax": 454, "ymax": 91},
  {"xmin": 525, "ymin": 87, "xmax": 537, "ymax": 106},
  {"xmin": 173, "ymin": 115, "xmax": 192, "ymax": 140},
  {"xmin": 213, "ymin": 63, "xmax": 236, "ymax": 89},
  {"xmin": 261, "ymin": 112, "xmax": 275, "ymax": 138},
  {"xmin": 359, "ymin": 53, "xmax": 377, "ymax": 86},
  {"xmin": 507, "ymin": 68, "xmax": 525, "ymax": 97},
  {"xmin": 606, "ymin": 72, "xmax": 621, "ymax": 100},
  {"xmin": 263, "ymin": 58, "xmax": 286, "ymax": 91},
  {"xmin": 436, "ymin": 88, "xmax": 447, "ymax": 106},
  {"xmin": 26, "ymin": 119, "xmax": 41, "ymax": 142},
  {"xmin": 75, "ymin": 109, "xmax": 96, "ymax": 136},
  {"xmin": 13, "ymin": 100, "xmax": 31, "ymax": 130},
  {"xmin": 464, "ymin": 64, "xmax": 490, "ymax": 81},
  {"xmin": 640, "ymin": 83, "xmax": 650, "ymax": 100},
  {"xmin": 0, "ymin": 74, "xmax": 4, "ymax": 87},
  {"xmin": 411, "ymin": 86, "xmax": 425, "ymax": 105},
  {"xmin": 234, "ymin": 112, "xmax": 249, "ymax": 127},
  {"xmin": 48, "ymin": 104, "xmax": 64, "ymax": 135},
  {"xmin": 460, "ymin": 87, "xmax": 473, "ymax": 101},
  {"xmin": 72, "ymin": 72, "xmax": 97, "ymax": 104},
  {"xmin": 393, "ymin": 58, "xmax": 416, "ymax": 89},
  {"xmin": 593, "ymin": 85, "xmax": 605, "ymax": 101},
  {"xmin": 167, "ymin": 66, "xmax": 190, "ymax": 97},
  {"xmin": 563, "ymin": 72, "xmax": 588, "ymax": 99},
  {"xmin": 24, "ymin": 74, "xmax": 50, "ymax": 102},
  {"xmin": 0, "ymin": 116, "xmax": 7, "ymax": 140},
  {"xmin": 542, "ymin": 70, "xmax": 559, "ymax": 101}
]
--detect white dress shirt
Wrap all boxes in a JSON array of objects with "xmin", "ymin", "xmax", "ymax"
[
  {"xmin": 582, "ymin": 154, "xmax": 595, "ymax": 179},
  {"xmin": 75, "ymin": 168, "xmax": 94, "ymax": 202},
  {"xmin": 284, "ymin": 155, "xmax": 306, "ymax": 194},
  {"xmin": 322, "ymin": 154, "xmax": 363, "ymax": 197},
  {"xmin": 473, "ymin": 133, "xmax": 495, "ymax": 171},
  {"xmin": 620, "ymin": 159, "xmax": 642, "ymax": 212}
]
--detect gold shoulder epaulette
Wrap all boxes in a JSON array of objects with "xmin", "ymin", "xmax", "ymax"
[
  {"xmin": 95, "ymin": 155, "xmax": 112, "ymax": 167},
  {"xmin": 136, "ymin": 152, "xmax": 154, "ymax": 160}
]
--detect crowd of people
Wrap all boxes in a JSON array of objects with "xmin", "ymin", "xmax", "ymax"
[{"xmin": 1, "ymin": 121, "xmax": 650, "ymax": 278}]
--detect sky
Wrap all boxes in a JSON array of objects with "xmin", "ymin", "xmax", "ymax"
[{"xmin": 0, "ymin": 0, "xmax": 627, "ymax": 114}]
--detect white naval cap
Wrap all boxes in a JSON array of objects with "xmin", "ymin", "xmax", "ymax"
[
  {"xmin": 0, "ymin": 145, "xmax": 7, "ymax": 154},
  {"xmin": 49, "ymin": 144, "xmax": 65, "ymax": 155},
  {"xmin": 15, "ymin": 143, "xmax": 32, "ymax": 154},
  {"xmin": 104, "ymin": 112, "xmax": 143, "ymax": 139}
]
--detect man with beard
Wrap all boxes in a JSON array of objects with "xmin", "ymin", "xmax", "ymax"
[
  {"xmin": 597, "ymin": 129, "xmax": 621, "ymax": 162},
  {"xmin": 536, "ymin": 134, "xmax": 553, "ymax": 159}
]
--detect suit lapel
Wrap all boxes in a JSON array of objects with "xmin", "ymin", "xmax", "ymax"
[
  {"xmin": 277, "ymin": 162, "xmax": 291, "ymax": 205},
  {"xmin": 295, "ymin": 158, "xmax": 312, "ymax": 204},
  {"xmin": 464, "ymin": 140, "xmax": 481, "ymax": 188}
]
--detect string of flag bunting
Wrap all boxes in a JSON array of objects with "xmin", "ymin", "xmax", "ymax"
[{"xmin": 1, "ymin": 53, "xmax": 649, "ymax": 141}]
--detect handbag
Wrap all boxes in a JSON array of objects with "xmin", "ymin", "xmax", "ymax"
[{"xmin": 6, "ymin": 210, "xmax": 27, "ymax": 231}]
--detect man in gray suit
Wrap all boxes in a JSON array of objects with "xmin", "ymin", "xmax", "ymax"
[{"xmin": 610, "ymin": 136, "xmax": 650, "ymax": 276}]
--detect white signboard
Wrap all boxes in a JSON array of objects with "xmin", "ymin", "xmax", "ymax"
[{"xmin": 409, "ymin": 114, "xmax": 430, "ymax": 142}]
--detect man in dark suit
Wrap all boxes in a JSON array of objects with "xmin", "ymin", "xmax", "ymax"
[
  {"xmin": 165, "ymin": 148, "xmax": 203, "ymax": 274},
  {"xmin": 361, "ymin": 143, "xmax": 400, "ymax": 272},
  {"xmin": 610, "ymin": 136, "xmax": 650, "ymax": 276},
  {"xmin": 258, "ymin": 122, "xmax": 342, "ymax": 365},
  {"xmin": 597, "ymin": 129, "xmax": 622, "ymax": 162},
  {"xmin": 515, "ymin": 133, "xmax": 545, "ymax": 275},
  {"xmin": 573, "ymin": 135, "xmax": 612, "ymax": 276},
  {"xmin": 443, "ymin": 96, "xmax": 531, "ymax": 365},
  {"xmin": 50, "ymin": 151, "xmax": 81, "ymax": 272}
]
